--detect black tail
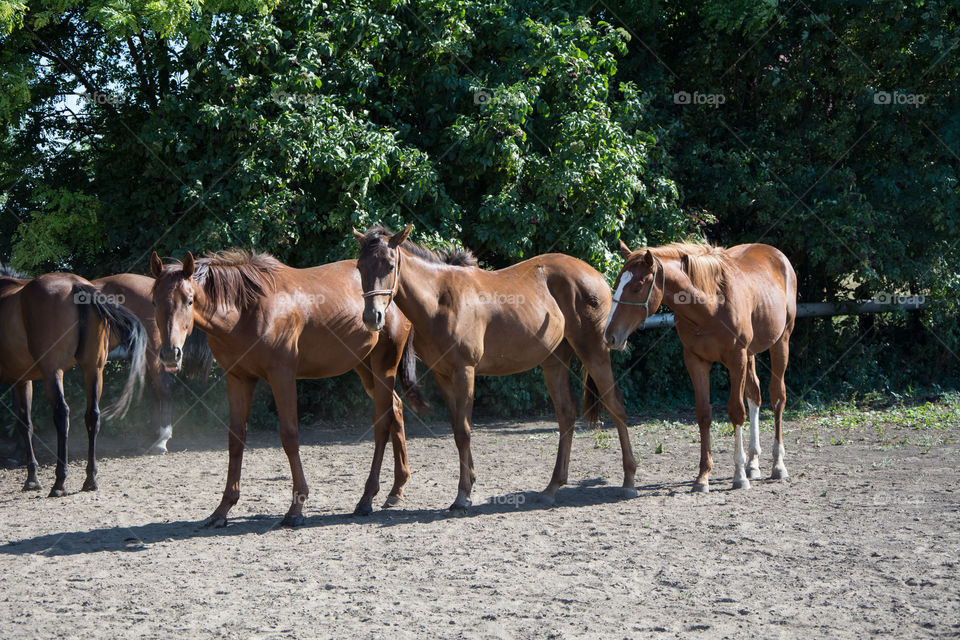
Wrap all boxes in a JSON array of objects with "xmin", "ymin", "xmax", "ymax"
[
  {"xmin": 180, "ymin": 329, "xmax": 215, "ymax": 381},
  {"xmin": 582, "ymin": 370, "xmax": 602, "ymax": 426},
  {"xmin": 399, "ymin": 327, "xmax": 430, "ymax": 414},
  {"xmin": 74, "ymin": 285, "xmax": 147, "ymax": 419}
]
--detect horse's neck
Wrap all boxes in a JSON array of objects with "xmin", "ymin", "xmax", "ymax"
[
  {"xmin": 394, "ymin": 251, "xmax": 443, "ymax": 325},
  {"xmin": 193, "ymin": 296, "xmax": 242, "ymax": 336},
  {"xmin": 660, "ymin": 259, "xmax": 724, "ymax": 323}
]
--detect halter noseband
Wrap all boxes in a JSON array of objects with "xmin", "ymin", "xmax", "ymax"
[
  {"xmin": 360, "ymin": 245, "xmax": 402, "ymax": 307},
  {"xmin": 612, "ymin": 254, "xmax": 663, "ymax": 315}
]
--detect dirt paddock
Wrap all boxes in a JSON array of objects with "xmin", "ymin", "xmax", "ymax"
[{"xmin": 1, "ymin": 412, "xmax": 957, "ymax": 639}]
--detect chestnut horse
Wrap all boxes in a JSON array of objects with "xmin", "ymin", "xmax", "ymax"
[
  {"xmin": 94, "ymin": 274, "xmax": 213, "ymax": 453},
  {"xmin": 604, "ymin": 241, "xmax": 796, "ymax": 492},
  {"xmin": 0, "ymin": 265, "xmax": 146, "ymax": 496},
  {"xmin": 355, "ymin": 225, "xmax": 638, "ymax": 510},
  {"xmin": 150, "ymin": 250, "xmax": 427, "ymax": 526}
]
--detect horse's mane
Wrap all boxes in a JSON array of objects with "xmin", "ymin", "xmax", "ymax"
[
  {"xmin": 635, "ymin": 242, "xmax": 731, "ymax": 299},
  {"xmin": 191, "ymin": 250, "xmax": 283, "ymax": 312},
  {"xmin": 360, "ymin": 227, "xmax": 478, "ymax": 267},
  {"xmin": 0, "ymin": 263, "xmax": 29, "ymax": 280}
]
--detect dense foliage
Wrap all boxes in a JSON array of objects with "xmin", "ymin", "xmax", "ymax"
[{"xmin": 1, "ymin": 0, "xmax": 957, "ymax": 432}]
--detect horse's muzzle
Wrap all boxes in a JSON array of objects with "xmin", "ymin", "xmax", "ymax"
[
  {"xmin": 603, "ymin": 330, "xmax": 628, "ymax": 351},
  {"xmin": 362, "ymin": 307, "xmax": 385, "ymax": 332},
  {"xmin": 159, "ymin": 345, "xmax": 183, "ymax": 372}
]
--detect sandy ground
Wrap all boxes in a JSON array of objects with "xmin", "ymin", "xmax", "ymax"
[{"xmin": 0, "ymin": 411, "xmax": 958, "ymax": 639}]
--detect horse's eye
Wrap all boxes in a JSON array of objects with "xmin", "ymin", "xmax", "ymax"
[
  {"xmin": 386, "ymin": 264, "xmax": 395, "ymax": 272},
  {"xmin": 187, "ymin": 299, "xmax": 193, "ymax": 306}
]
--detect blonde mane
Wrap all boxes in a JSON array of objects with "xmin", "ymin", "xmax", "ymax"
[{"xmin": 632, "ymin": 242, "xmax": 731, "ymax": 299}]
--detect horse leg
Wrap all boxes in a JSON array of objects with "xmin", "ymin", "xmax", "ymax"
[
  {"xmin": 80, "ymin": 366, "xmax": 103, "ymax": 491},
  {"xmin": 269, "ymin": 372, "xmax": 308, "ymax": 526},
  {"xmin": 745, "ymin": 355, "xmax": 763, "ymax": 479},
  {"xmin": 385, "ymin": 390, "xmax": 410, "ymax": 507},
  {"xmin": 684, "ymin": 349, "xmax": 714, "ymax": 492},
  {"xmin": 540, "ymin": 342, "xmax": 576, "ymax": 505},
  {"xmin": 204, "ymin": 373, "xmax": 256, "ymax": 528},
  {"xmin": 149, "ymin": 371, "xmax": 174, "ymax": 454},
  {"xmin": 769, "ymin": 336, "xmax": 790, "ymax": 479},
  {"xmin": 726, "ymin": 351, "xmax": 750, "ymax": 490},
  {"xmin": 437, "ymin": 368, "xmax": 476, "ymax": 510},
  {"xmin": 14, "ymin": 381, "xmax": 41, "ymax": 491},
  {"xmin": 43, "ymin": 371, "xmax": 70, "ymax": 497},
  {"xmin": 578, "ymin": 347, "xmax": 638, "ymax": 498},
  {"xmin": 352, "ymin": 363, "xmax": 395, "ymax": 516}
]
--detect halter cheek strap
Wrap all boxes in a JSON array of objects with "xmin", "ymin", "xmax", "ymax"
[
  {"xmin": 361, "ymin": 246, "xmax": 402, "ymax": 308},
  {"xmin": 612, "ymin": 255, "xmax": 663, "ymax": 314}
]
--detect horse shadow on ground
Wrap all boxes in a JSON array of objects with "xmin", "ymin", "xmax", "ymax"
[{"xmin": 0, "ymin": 477, "xmax": 704, "ymax": 558}]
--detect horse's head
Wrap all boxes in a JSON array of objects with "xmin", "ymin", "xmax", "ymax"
[
  {"xmin": 354, "ymin": 223, "xmax": 412, "ymax": 331},
  {"xmin": 150, "ymin": 251, "xmax": 199, "ymax": 372},
  {"xmin": 604, "ymin": 240, "xmax": 664, "ymax": 350}
]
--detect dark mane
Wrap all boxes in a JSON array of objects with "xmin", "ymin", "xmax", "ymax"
[
  {"xmin": 360, "ymin": 227, "xmax": 478, "ymax": 267},
  {"xmin": 158, "ymin": 250, "xmax": 283, "ymax": 312},
  {"xmin": 0, "ymin": 263, "xmax": 29, "ymax": 280}
]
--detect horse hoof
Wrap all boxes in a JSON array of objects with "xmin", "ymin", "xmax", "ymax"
[
  {"xmin": 747, "ymin": 467, "xmax": 762, "ymax": 480},
  {"xmin": 382, "ymin": 495, "xmax": 404, "ymax": 509},
  {"xmin": 81, "ymin": 480, "xmax": 98, "ymax": 492},
  {"xmin": 22, "ymin": 479, "xmax": 41, "ymax": 492},
  {"xmin": 353, "ymin": 502, "xmax": 373, "ymax": 517},
  {"xmin": 448, "ymin": 498, "xmax": 471, "ymax": 511},
  {"xmin": 281, "ymin": 514, "xmax": 306, "ymax": 528},
  {"xmin": 732, "ymin": 479, "xmax": 751, "ymax": 490},
  {"xmin": 537, "ymin": 492, "xmax": 556, "ymax": 506},
  {"xmin": 201, "ymin": 516, "xmax": 228, "ymax": 529},
  {"xmin": 148, "ymin": 446, "xmax": 167, "ymax": 456},
  {"xmin": 621, "ymin": 487, "xmax": 639, "ymax": 499},
  {"xmin": 48, "ymin": 487, "xmax": 67, "ymax": 498},
  {"xmin": 691, "ymin": 483, "xmax": 709, "ymax": 494},
  {"xmin": 771, "ymin": 467, "xmax": 789, "ymax": 480}
]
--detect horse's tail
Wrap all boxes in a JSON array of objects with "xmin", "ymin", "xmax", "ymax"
[
  {"xmin": 581, "ymin": 370, "xmax": 602, "ymax": 426},
  {"xmin": 180, "ymin": 329, "xmax": 215, "ymax": 381},
  {"xmin": 399, "ymin": 327, "xmax": 430, "ymax": 414},
  {"xmin": 73, "ymin": 284, "xmax": 147, "ymax": 419}
]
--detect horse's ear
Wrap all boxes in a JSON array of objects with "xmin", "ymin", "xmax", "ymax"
[
  {"xmin": 182, "ymin": 251, "xmax": 196, "ymax": 279},
  {"xmin": 389, "ymin": 223, "xmax": 413, "ymax": 248},
  {"xmin": 618, "ymin": 239, "xmax": 633, "ymax": 259},
  {"xmin": 643, "ymin": 250, "xmax": 655, "ymax": 267},
  {"xmin": 150, "ymin": 251, "xmax": 163, "ymax": 278},
  {"xmin": 352, "ymin": 228, "xmax": 365, "ymax": 242}
]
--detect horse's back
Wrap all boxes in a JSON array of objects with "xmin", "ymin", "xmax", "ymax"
[{"xmin": 94, "ymin": 274, "xmax": 156, "ymax": 328}]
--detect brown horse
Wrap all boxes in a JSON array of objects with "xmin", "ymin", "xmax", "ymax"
[
  {"xmin": 604, "ymin": 241, "xmax": 796, "ymax": 492},
  {"xmin": 355, "ymin": 225, "xmax": 638, "ymax": 510},
  {"xmin": 0, "ymin": 265, "xmax": 147, "ymax": 496},
  {"xmin": 150, "ymin": 250, "xmax": 427, "ymax": 526},
  {"xmin": 94, "ymin": 274, "xmax": 213, "ymax": 453}
]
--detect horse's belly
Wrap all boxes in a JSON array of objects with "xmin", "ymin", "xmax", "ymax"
[
  {"xmin": 295, "ymin": 323, "xmax": 375, "ymax": 379},
  {"xmin": 476, "ymin": 312, "xmax": 565, "ymax": 376}
]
